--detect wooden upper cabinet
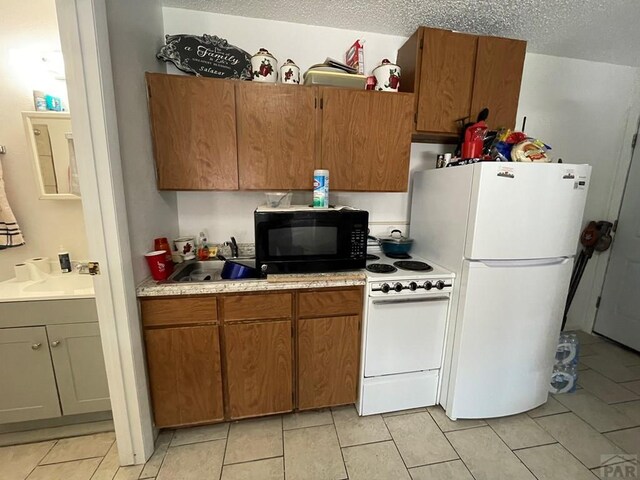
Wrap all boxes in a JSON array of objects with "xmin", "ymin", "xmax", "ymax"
[
  {"xmin": 417, "ymin": 29, "xmax": 477, "ymax": 134},
  {"xmin": 397, "ymin": 27, "xmax": 526, "ymax": 137},
  {"xmin": 319, "ymin": 88, "xmax": 413, "ymax": 192},
  {"xmin": 236, "ymin": 83, "xmax": 316, "ymax": 190},
  {"xmin": 146, "ymin": 73, "xmax": 238, "ymax": 190},
  {"xmin": 471, "ymin": 36, "xmax": 527, "ymax": 130}
]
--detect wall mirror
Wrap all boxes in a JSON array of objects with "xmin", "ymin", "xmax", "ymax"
[{"xmin": 22, "ymin": 111, "xmax": 80, "ymax": 200}]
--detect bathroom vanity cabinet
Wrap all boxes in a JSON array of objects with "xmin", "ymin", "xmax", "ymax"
[{"xmin": 0, "ymin": 299, "xmax": 110, "ymax": 424}]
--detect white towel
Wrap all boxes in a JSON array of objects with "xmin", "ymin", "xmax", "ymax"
[{"xmin": 0, "ymin": 161, "xmax": 25, "ymax": 249}]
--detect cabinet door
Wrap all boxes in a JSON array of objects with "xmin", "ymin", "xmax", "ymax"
[
  {"xmin": 47, "ymin": 323, "xmax": 111, "ymax": 415},
  {"xmin": 417, "ymin": 28, "xmax": 477, "ymax": 134},
  {"xmin": 145, "ymin": 325, "xmax": 224, "ymax": 427},
  {"xmin": 320, "ymin": 89, "xmax": 413, "ymax": 191},
  {"xmin": 146, "ymin": 73, "xmax": 238, "ymax": 190},
  {"xmin": 224, "ymin": 320, "xmax": 292, "ymax": 419},
  {"xmin": 298, "ymin": 315, "xmax": 361, "ymax": 410},
  {"xmin": 470, "ymin": 36, "xmax": 526, "ymax": 130},
  {"xmin": 236, "ymin": 83, "xmax": 316, "ymax": 190},
  {"xmin": 0, "ymin": 327, "xmax": 61, "ymax": 423}
]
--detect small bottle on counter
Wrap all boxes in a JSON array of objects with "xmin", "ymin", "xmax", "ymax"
[
  {"xmin": 58, "ymin": 246, "xmax": 71, "ymax": 273},
  {"xmin": 197, "ymin": 231, "xmax": 210, "ymax": 260}
]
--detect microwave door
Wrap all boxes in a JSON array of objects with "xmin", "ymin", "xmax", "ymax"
[{"xmin": 260, "ymin": 221, "xmax": 343, "ymax": 260}]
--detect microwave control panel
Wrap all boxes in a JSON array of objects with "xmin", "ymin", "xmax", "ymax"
[{"xmin": 350, "ymin": 228, "xmax": 367, "ymax": 258}]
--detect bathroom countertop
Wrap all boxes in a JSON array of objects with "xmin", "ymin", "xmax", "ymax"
[
  {"xmin": 137, "ymin": 270, "xmax": 366, "ymax": 297},
  {"xmin": 0, "ymin": 274, "xmax": 95, "ymax": 303}
]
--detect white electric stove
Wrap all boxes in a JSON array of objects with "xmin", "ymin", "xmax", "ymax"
[{"xmin": 357, "ymin": 247, "xmax": 455, "ymax": 415}]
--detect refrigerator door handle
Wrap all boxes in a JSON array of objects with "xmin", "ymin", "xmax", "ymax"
[{"xmin": 473, "ymin": 257, "xmax": 571, "ymax": 268}]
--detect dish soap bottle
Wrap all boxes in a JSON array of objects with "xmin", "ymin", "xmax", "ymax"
[
  {"xmin": 58, "ymin": 246, "xmax": 72, "ymax": 273},
  {"xmin": 197, "ymin": 231, "xmax": 210, "ymax": 261}
]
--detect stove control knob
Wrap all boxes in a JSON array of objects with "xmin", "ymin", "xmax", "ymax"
[
  {"xmin": 409, "ymin": 281, "xmax": 418, "ymax": 291},
  {"xmin": 380, "ymin": 283, "xmax": 390, "ymax": 293},
  {"xmin": 435, "ymin": 280, "xmax": 445, "ymax": 290},
  {"xmin": 394, "ymin": 282, "xmax": 404, "ymax": 292},
  {"xmin": 424, "ymin": 281, "xmax": 433, "ymax": 290}
]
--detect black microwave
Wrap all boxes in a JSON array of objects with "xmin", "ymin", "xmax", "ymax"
[{"xmin": 255, "ymin": 206, "xmax": 369, "ymax": 274}]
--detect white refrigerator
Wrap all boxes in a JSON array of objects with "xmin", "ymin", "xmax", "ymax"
[{"xmin": 410, "ymin": 162, "xmax": 591, "ymax": 419}]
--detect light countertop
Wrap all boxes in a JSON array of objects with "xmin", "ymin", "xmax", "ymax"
[
  {"xmin": 0, "ymin": 273, "xmax": 95, "ymax": 303},
  {"xmin": 136, "ymin": 270, "xmax": 366, "ymax": 297}
]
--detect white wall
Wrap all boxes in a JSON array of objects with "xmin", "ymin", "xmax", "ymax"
[
  {"xmin": 164, "ymin": 8, "xmax": 640, "ymax": 332},
  {"xmin": 177, "ymin": 143, "xmax": 451, "ymax": 241},
  {"xmin": 0, "ymin": 0, "xmax": 88, "ymax": 281},
  {"xmin": 516, "ymin": 54, "xmax": 640, "ymax": 332},
  {"xmin": 107, "ymin": 2, "xmax": 179, "ymax": 283}
]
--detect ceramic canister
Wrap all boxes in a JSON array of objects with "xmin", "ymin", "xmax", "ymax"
[
  {"xmin": 251, "ymin": 48, "xmax": 278, "ymax": 83},
  {"xmin": 373, "ymin": 59, "xmax": 401, "ymax": 92},
  {"xmin": 279, "ymin": 59, "xmax": 300, "ymax": 84}
]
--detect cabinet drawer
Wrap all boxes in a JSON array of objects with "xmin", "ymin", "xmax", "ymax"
[
  {"xmin": 221, "ymin": 293, "xmax": 292, "ymax": 323},
  {"xmin": 298, "ymin": 288, "xmax": 363, "ymax": 318},
  {"xmin": 141, "ymin": 297, "xmax": 218, "ymax": 327}
]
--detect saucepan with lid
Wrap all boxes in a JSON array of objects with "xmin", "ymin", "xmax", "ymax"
[{"xmin": 379, "ymin": 229, "xmax": 414, "ymax": 255}]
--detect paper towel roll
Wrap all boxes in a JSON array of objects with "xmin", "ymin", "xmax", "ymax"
[
  {"xmin": 26, "ymin": 257, "xmax": 51, "ymax": 274},
  {"xmin": 14, "ymin": 263, "xmax": 30, "ymax": 282}
]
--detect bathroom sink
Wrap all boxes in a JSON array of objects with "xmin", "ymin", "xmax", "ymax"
[{"xmin": 23, "ymin": 274, "xmax": 94, "ymax": 294}]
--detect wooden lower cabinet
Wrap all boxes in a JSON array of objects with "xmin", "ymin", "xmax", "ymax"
[
  {"xmin": 297, "ymin": 315, "xmax": 361, "ymax": 410},
  {"xmin": 141, "ymin": 287, "xmax": 362, "ymax": 427},
  {"xmin": 224, "ymin": 320, "xmax": 293, "ymax": 419},
  {"xmin": 145, "ymin": 325, "xmax": 224, "ymax": 427}
]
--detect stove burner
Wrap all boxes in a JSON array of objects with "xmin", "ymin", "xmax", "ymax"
[
  {"xmin": 385, "ymin": 252, "xmax": 412, "ymax": 260},
  {"xmin": 393, "ymin": 260, "xmax": 433, "ymax": 272},
  {"xmin": 366, "ymin": 254, "xmax": 380, "ymax": 260},
  {"xmin": 366, "ymin": 263, "xmax": 397, "ymax": 274}
]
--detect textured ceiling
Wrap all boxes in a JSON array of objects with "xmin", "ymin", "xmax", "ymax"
[{"xmin": 162, "ymin": 0, "xmax": 640, "ymax": 67}]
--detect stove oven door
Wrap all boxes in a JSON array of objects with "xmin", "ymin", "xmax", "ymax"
[{"xmin": 364, "ymin": 295, "xmax": 449, "ymax": 377}]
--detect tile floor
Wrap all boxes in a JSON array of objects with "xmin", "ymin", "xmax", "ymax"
[{"xmin": 2, "ymin": 330, "xmax": 640, "ymax": 480}]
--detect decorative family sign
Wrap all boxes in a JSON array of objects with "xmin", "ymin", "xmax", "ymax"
[{"xmin": 157, "ymin": 34, "xmax": 252, "ymax": 80}]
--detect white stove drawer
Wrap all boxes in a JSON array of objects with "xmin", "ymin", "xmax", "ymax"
[
  {"xmin": 364, "ymin": 295, "xmax": 449, "ymax": 377},
  {"xmin": 358, "ymin": 370, "xmax": 439, "ymax": 415}
]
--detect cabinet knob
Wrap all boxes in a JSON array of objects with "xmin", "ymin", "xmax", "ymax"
[
  {"xmin": 51, "ymin": 340, "xmax": 61, "ymax": 347},
  {"xmin": 31, "ymin": 343, "xmax": 42, "ymax": 350}
]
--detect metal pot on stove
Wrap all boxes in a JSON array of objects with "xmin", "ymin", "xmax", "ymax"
[{"xmin": 379, "ymin": 229, "xmax": 413, "ymax": 255}]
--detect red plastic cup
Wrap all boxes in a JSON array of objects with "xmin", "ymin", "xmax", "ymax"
[
  {"xmin": 153, "ymin": 237, "xmax": 174, "ymax": 274},
  {"xmin": 145, "ymin": 250, "xmax": 170, "ymax": 281}
]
